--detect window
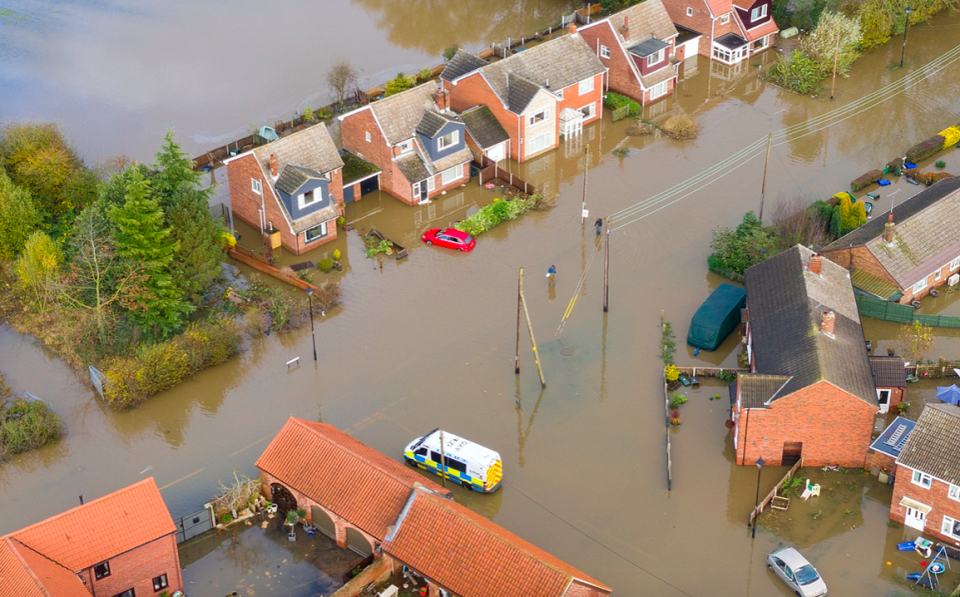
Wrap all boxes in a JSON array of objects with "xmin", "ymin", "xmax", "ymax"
[
  {"xmin": 529, "ymin": 109, "xmax": 550, "ymax": 126},
  {"xmin": 754, "ymin": 36, "xmax": 767, "ymax": 49},
  {"xmin": 600, "ymin": 45, "xmax": 611, "ymax": 59},
  {"xmin": 304, "ymin": 222, "xmax": 328, "ymax": 243},
  {"xmin": 398, "ymin": 139, "xmax": 413, "ymax": 153},
  {"xmin": 943, "ymin": 516, "xmax": 960, "ymax": 540},
  {"xmin": 447, "ymin": 459, "xmax": 467, "ymax": 473},
  {"xmin": 153, "ymin": 574, "xmax": 168, "ymax": 592},
  {"xmin": 686, "ymin": 6, "xmax": 693, "ymax": 15},
  {"xmin": 720, "ymin": 13, "xmax": 730, "ymax": 24},
  {"xmin": 441, "ymin": 164, "xmax": 463, "ymax": 186},
  {"xmin": 302, "ymin": 189, "xmax": 317, "ymax": 206},
  {"xmin": 528, "ymin": 132, "xmax": 552, "ymax": 155},
  {"xmin": 877, "ymin": 389, "xmax": 891, "ymax": 405},
  {"xmin": 251, "ymin": 179, "xmax": 262, "ymax": 195},
  {"xmin": 912, "ymin": 470, "xmax": 932, "ymax": 489},
  {"xmin": 952, "ymin": 257, "xmax": 960, "ymax": 270},
  {"xmin": 647, "ymin": 48, "xmax": 665, "ymax": 66},
  {"xmin": 949, "ymin": 484, "xmax": 960, "ymax": 502},
  {"xmin": 579, "ymin": 78, "xmax": 595, "ymax": 94},
  {"xmin": 650, "ymin": 80, "xmax": 669, "ymax": 99},
  {"xmin": 437, "ymin": 130, "xmax": 458, "ymax": 150},
  {"xmin": 415, "ymin": 447, "xmax": 427, "ymax": 456},
  {"xmin": 112, "ymin": 590, "xmax": 134, "ymax": 597},
  {"xmin": 580, "ymin": 103, "xmax": 595, "ymax": 119},
  {"xmin": 94, "ymin": 562, "xmax": 111, "ymax": 580},
  {"xmin": 914, "ymin": 278, "xmax": 928, "ymax": 294},
  {"xmin": 750, "ymin": 4, "xmax": 767, "ymax": 20},
  {"xmin": 365, "ymin": 131, "xmax": 371, "ymax": 142},
  {"xmin": 935, "ymin": 269, "xmax": 943, "ymax": 282},
  {"xmin": 430, "ymin": 450, "xmax": 442, "ymax": 462}
]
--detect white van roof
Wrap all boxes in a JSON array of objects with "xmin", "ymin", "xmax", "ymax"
[{"xmin": 408, "ymin": 430, "xmax": 500, "ymax": 466}]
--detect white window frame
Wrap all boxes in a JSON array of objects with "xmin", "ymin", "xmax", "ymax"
[
  {"xmin": 951, "ymin": 257, "xmax": 960, "ymax": 270},
  {"xmin": 912, "ymin": 469, "xmax": 933, "ymax": 489},
  {"xmin": 438, "ymin": 130, "xmax": 459, "ymax": 150},
  {"xmin": 687, "ymin": 6, "xmax": 693, "ymax": 16},
  {"xmin": 713, "ymin": 46, "xmax": 735, "ymax": 63},
  {"xmin": 528, "ymin": 132, "xmax": 552, "ymax": 155},
  {"xmin": 299, "ymin": 188, "xmax": 320, "ymax": 209},
  {"xmin": 304, "ymin": 221, "xmax": 328, "ymax": 243},
  {"xmin": 600, "ymin": 45, "xmax": 611, "ymax": 59},
  {"xmin": 251, "ymin": 179, "xmax": 262, "ymax": 195},
  {"xmin": 398, "ymin": 139, "xmax": 413, "ymax": 154},
  {"xmin": 751, "ymin": 4, "xmax": 767, "ymax": 20},
  {"xmin": 529, "ymin": 109, "xmax": 550, "ymax": 126},
  {"xmin": 650, "ymin": 80, "xmax": 669, "ymax": 99},
  {"xmin": 579, "ymin": 78, "xmax": 595, "ymax": 95},
  {"xmin": 720, "ymin": 13, "xmax": 730, "ymax": 24},
  {"xmin": 943, "ymin": 516, "xmax": 960, "ymax": 540},
  {"xmin": 935, "ymin": 269, "xmax": 943, "ymax": 282},
  {"xmin": 647, "ymin": 48, "xmax": 666, "ymax": 67},
  {"xmin": 441, "ymin": 164, "xmax": 463, "ymax": 186},
  {"xmin": 949, "ymin": 484, "xmax": 960, "ymax": 502},
  {"xmin": 365, "ymin": 131, "xmax": 371, "ymax": 142},
  {"xmin": 914, "ymin": 278, "xmax": 928, "ymax": 294},
  {"xmin": 579, "ymin": 102, "xmax": 595, "ymax": 119}
]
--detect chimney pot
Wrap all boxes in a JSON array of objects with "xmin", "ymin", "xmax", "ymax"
[
  {"xmin": 569, "ymin": 21, "xmax": 577, "ymax": 36},
  {"xmin": 884, "ymin": 212, "xmax": 895, "ymax": 244},
  {"xmin": 809, "ymin": 254, "xmax": 822, "ymax": 276},
  {"xmin": 821, "ymin": 311, "xmax": 836, "ymax": 337},
  {"xmin": 622, "ymin": 16, "xmax": 630, "ymax": 41},
  {"xmin": 269, "ymin": 154, "xmax": 278, "ymax": 178}
]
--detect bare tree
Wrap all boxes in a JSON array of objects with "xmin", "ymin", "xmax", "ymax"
[
  {"xmin": 327, "ymin": 58, "xmax": 358, "ymax": 110},
  {"xmin": 771, "ymin": 197, "xmax": 830, "ymax": 250}
]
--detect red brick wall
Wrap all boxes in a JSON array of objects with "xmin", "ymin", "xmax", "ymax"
[
  {"xmin": 662, "ymin": 0, "xmax": 717, "ymax": 56},
  {"xmin": 866, "ymin": 449, "xmax": 897, "ymax": 474},
  {"xmin": 330, "ymin": 556, "xmax": 393, "ymax": 597},
  {"xmin": 580, "ymin": 22, "xmax": 644, "ymax": 103},
  {"xmin": 823, "ymin": 247, "xmax": 960, "ymax": 304},
  {"xmin": 80, "ymin": 534, "xmax": 182, "ymax": 597},
  {"xmin": 444, "ymin": 73, "xmax": 524, "ymax": 161},
  {"xmin": 892, "ymin": 465, "xmax": 960, "ymax": 548},
  {"xmin": 557, "ymin": 72, "xmax": 605, "ymax": 122},
  {"xmin": 735, "ymin": 380, "xmax": 876, "ymax": 467},
  {"xmin": 900, "ymin": 260, "xmax": 960, "ymax": 304},
  {"xmin": 341, "ymin": 108, "xmax": 415, "ymax": 204}
]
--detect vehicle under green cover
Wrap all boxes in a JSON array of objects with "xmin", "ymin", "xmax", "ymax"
[{"xmin": 687, "ymin": 283, "xmax": 747, "ymax": 351}]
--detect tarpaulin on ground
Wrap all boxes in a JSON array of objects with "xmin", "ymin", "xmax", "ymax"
[{"xmin": 687, "ymin": 283, "xmax": 747, "ymax": 351}]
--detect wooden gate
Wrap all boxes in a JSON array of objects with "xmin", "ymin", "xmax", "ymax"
[{"xmin": 270, "ymin": 483, "xmax": 298, "ymax": 515}]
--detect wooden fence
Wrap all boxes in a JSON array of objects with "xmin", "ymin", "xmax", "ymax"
[
  {"xmin": 663, "ymin": 374, "xmax": 672, "ymax": 491},
  {"xmin": 227, "ymin": 248, "xmax": 323, "ymax": 293},
  {"xmin": 675, "ymin": 366, "xmax": 748, "ymax": 378},
  {"xmin": 232, "ymin": 244, "xmax": 271, "ymax": 266},
  {"xmin": 749, "ymin": 458, "xmax": 804, "ymax": 526},
  {"xmin": 477, "ymin": 162, "xmax": 538, "ymax": 196},
  {"xmin": 909, "ymin": 362, "xmax": 960, "ymax": 379}
]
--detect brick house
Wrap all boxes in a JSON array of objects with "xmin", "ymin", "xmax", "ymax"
[
  {"xmin": 891, "ymin": 403, "xmax": 960, "ymax": 545},
  {"xmin": 870, "ymin": 355, "xmax": 907, "ymax": 414},
  {"xmin": 822, "ymin": 177, "xmax": 960, "ymax": 305},
  {"xmin": 867, "ymin": 415, "xmax": 915, "ymax": 478},
  {"xmin": 440, "ymin": 30, "xmax": 606, "ymax": 163},
  {"xmin": 578, "ymin": 0, "xmax": 681, "ymax": 105},
  {"xmin": 660, "ymin": 0, "xmax": 778, "ymax": 64},
  {"xmin": 225, "ymin": 123, "xmax": 344, "ymax": 255},
  {"xmin": 0, "ymin": 478, "xmax": 182, "ymax": 597},
  {"xmin": 460, "ymin": 105, "xmax": 512, "ymax": 163},
  {"xmin": 339, "ymin": 83, "xmax": 474, "ymax": 206},
  {"xmin": 382, "ymin": 485, "xmax": 612, "ymax": 597},
  {"xmin": 733, "ymin": 245, "xmax": 879, "ymax": 467}
]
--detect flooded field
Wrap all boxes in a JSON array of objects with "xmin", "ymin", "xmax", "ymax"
[{"xmin": 4, "ymin": 2, "xmax": 960, "ymax": 596}]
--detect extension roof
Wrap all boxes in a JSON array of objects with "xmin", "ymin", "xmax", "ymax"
[
  {"xmin": 737, "ymin": 374, "xmax": 793, "ymax": 408},
  {"xmin": 252, "ymin": 122, "xmax": 343, "ymax": 178},
  {"xmin": 383, "ymin": 487, "xmax": 611, "ymax": 597},
  {"xmin": 416, "ymin": 110, "xmax": 462, "ymax": 138},
  {"xmin": 741, "ymin": 17, "xmax": 779, "ymax": 42},
  {"xmin": 395, "ymin": 152, "xmax": 432, "ymax": 184},
  {"xmin": 870, "ymin": 416, "xmax": 915, "ymax": 459},
  {"xmin": 715, "ymin": 32, "xmax": 748, "ymax": 50},
  {"xmin": 368, "ymin": 83, "xmax": 441, "ymax": 146},
  {"xmin": 606, "ymin": 0, "xmax": 679, "ymax": 44},
  {"xmin": 440, "ymin": 51, "xmax": 489, "ymax": 82},
  {"xmin": 275, "ymin": 164, "xmax": 324, "ymax": 196},
  {"xmin": 255, "ymin": 418, "xmax": 451, "ymax": 541},
  {"xmin": 824, "ymin": 178, "xmax": 960, "ymax": 289},
  {"xmin": 461, "ymin": 105, "xmax": 511, "ymax": 150},
  {"xmin": 627, "ymin": 37, "xmax": 670, "ymax": 58},
  {"xmin": 744, "ymin": 245, "xmax": 877, "ymax": 407},
  {"xmin": 898, "ymin": 403, "xmax": 960, "ymax": 482},
  {"xmin": 675, "ymin": 24, "xmax": 703, "ymax": 44},
  {"xmin": 869, "ymin": 355, "xmax": 907, "ymax": 388}
]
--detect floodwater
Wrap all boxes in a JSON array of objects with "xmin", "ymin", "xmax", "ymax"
[{"xmin": 3, "ymin": 4, "xmax": 960, "ymax": 597}]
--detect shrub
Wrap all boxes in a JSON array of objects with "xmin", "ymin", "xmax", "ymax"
[
  {"xmin": 718, "ymin": 370, "xmax": 738, "ymax": 383},
  {"xmin": 766, "ymin": 50, "xmax": 822, "ymax": 94},
  {"xmin": 669, "ymin": 393, "xmax": 687, "ymax": 409},
  {"xmin": 801, "ymin": 11, "xmax": 863, "ymax": 77},
  {"xmin": 665, "ymin": 364, "xmax": 680, "ymax": 382},
  {"xmin": 936, "ymin": 160, "xmax": 947, "ymax": 169},
  {"xmin": 318, "ymin": 259, "xmax": 334, "ymax": 272},
  {"xmin": 603, "ymin": 93, "xmax": 641, "ymax": 116},
  {"xmin": 940, "ymin": 126, "xmax": 960, "ymax": 148},
  {"xmin": 0, "ymin": 398, "xmax": 63, "ymax": 458},
  {"xmin": 332, "ymin": 249, "xmax": 341, "ymax": 260},
  {"xmin": 850, "ymin": 169, "xmax": 883, "ymax": 192},
  {"xmin": 626, "ymin": 123, "xmax": 655, "ymax": 136},
  {"xmin": 317, "ymin": 106, "xmax": 333, "ymax": 120},
  {"xmin": 302, "ymin": 107, "xmax": 314, "ymax": 122},
  {"xmin": 530, "ymin": 192, "xmax": 556, "ymax": 212},
  {"xmin": 906, "ymin": 135, "xmax": 946, "ymax": 164},
  {"xmin": 418, "ymin": 67, "xmax": 432, "ymax": 81},
  {"xmin": 443, "ymin": 45, "xmax": 460, "ymax": 62},
  {"xmin": 337, "ymin": 215, "xmax": 345, "ymax": 228},
  {"xmin": 384, "ymin": 72, "xmax": 417, "ymax": 97},
  {"xmin": 708, "ymin": 211, "xmax": 779, "ymax": 277},
  {"xmin": 455, "ymin": 197, "xmax": 534, "ymax": 236},
  {"xmin": 662, "ymin": 114, "xmax": 699, "ymax": 140}
]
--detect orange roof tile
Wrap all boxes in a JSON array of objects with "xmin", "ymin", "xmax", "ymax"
[
  {"xmin": 9, "ymin": 540, "xmax": 90, "ymax": 596},
  {"xmin": 10, "ymin": 477, "xmax": 176, "ymax": 572},
  {"xmin": 383, "ymin": 489, "xmax": 611, "ymax": 597},
  {"xmin": 705, "ymin": 0, "xmax": 732, "ymax": 18},
  {"xmin": 731, "ymin": 0, "xmax": 755, "ymax": 9},
  {"xmin": 255, "ymin": 418, "xmax": 451, "ymax": 540},
  {"xmin": 741, "ymin": 17, "xmax": 779, "ymax": 41},
  {"xmin": 0, "ymin": 538, "xmax": 49, "ymax": 597}
]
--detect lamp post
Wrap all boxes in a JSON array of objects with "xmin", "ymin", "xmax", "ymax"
[
  {"xmin": 900, "ymin": 6, "xmax": 912, "ymax": 68},
  {"xmin": 305, "ymin": 287, "xmax": 317, "ymax": 362},
  {"xmin": 752, "ymin": 456, "xmax": 766, "ymax": 539}
]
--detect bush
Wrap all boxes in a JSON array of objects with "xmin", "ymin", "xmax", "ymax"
[
  {"xmin": 669, "ymin": 393, "xmax": 687, "ymax": 409},
  {"xmin": 455, "ymin": 197, "xmax": 534, "ymax": 236},
  {"xmin": 766, "ymin": 50, "xmax": 822, "ymax": 94},
  {"xmin": 665, "ymin": 364, "xmax": 680, "ymax": 382},
  {"xmin": 936, "ymin": 160, "xmax": 947, "ymax": 169},
  {"xmin": 101, "ymin": 320, "xmax": 242, "ymax": 409},
  {"xmin": 708, "ymin": 211, "xmax": 779, "ymax": 278},
  {"xmin": 801, "ymin": 11, "xmax": 863, "ymax": 77},
  {"xmin": 443, "ymin": 44, "xmax": 461, "ymax": 62},
  {"xmin": 850, "ymin": 169, "xmax": 883, "ymax": 192},
  {"xmin": 302, "ymin": 107, "xmax": 314, "ymax": 122},
  {"xmin": 906, "ymin": 135, "xmax": 946, "ymax": 164},
  {"xmin": 940, "ymin": 126, "xmax": 960, "ymax": 148},
  {"xmin": 318, "ymin": 259, "xmax": 334, "ymax": 272},
  {"xmin": 418, "ymin": 67, "xmax": 432, "ymax": 81},
  {"xmin": 0, "ymin": 398, "xmax": 63, "ymax": 458},
  {"xmin": 603, "ymin": 93, "xmax": 641, "ymax": 117},
  {"xmin": 332, "ymin": 249, "xmax": 341, "ymax": 260},
  {"xmin": 317, "ymin": 106, "xmax": 333, "ymax": 120},
  {"xmin": 662, "ymin": 114, "xmax": 699, "ymax": 140},
  {"xmin": 383, "ymin": 73, "xmax": 417, "ymax": 97}
]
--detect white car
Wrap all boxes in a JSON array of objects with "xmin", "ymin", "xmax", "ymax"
[{"xmin": 767, "ymin": 547, "xmax": 828, "ymax": 597}]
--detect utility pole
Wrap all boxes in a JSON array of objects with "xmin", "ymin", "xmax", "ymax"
[
  {"xmin": 900, "ymin": 7, "xmax": 912, "ymax": 68},
  {"xmin": 830, "ymin": 31, "xmax": 840, "ymax": 99},
  {"xmin": 603, "ymin": 225, "xmax": 610, "ymax": 313},
  {"xmin": 519, "ymin": 289, "xmax": 546, "ymax": 388},
  {"xmin": 758, "ymin": 134, "xmax": 772, "ymax": 223},
  {"xmin": 581, "ymin": 145, "xmax": 589, "ymax": 226},
  {"xmin": 516, "ymin": 268, "xmax": 523, "ymax": 374},
  {"xmin": 439, "ymin": 429, "xmax": 447, "ymax": 489}
]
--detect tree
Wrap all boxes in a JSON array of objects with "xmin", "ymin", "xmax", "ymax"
[
  {"xmin": 0, "ymin": 169, "xmax": 41, "ymax": 259},
  {"xmin": 898, "ymin": 320, "xmax": 935, "ymax": 364},
  {"xmin": 326, "ymin": 58, "xmax": 358, "ymax": 108},
  {"xmin": 108, "ymin": 168, "xmax": 191, "ymax": 337},
  {"xmin": 709, "ymin": 211, "xmax": 780, "ymax": 276},
  {"xmin": 15, "ymin": 231, "xmax": 62, "ymax": 311},
  {"xmin": 801, "ymin": 11, "xmax": 863, "ymax": 77},
  {"xmin": 383, "ymin": 72, "xmax": 417, "ymax": 97},
  {"xmin": 443, "ymin": 44, "xmax": 460, "ymax": 62}
]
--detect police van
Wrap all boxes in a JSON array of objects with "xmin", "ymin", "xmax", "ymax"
[{"xmin": 404, "ymin": 429, "xmax": 502, "ymax": 493}]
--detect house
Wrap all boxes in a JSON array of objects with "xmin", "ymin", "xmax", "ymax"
[
  {"xmin": 225, "ymin": 123, "xmax": 344, "ymax": 254},
  {"xmin": 577, "ymin": 0, "xmax": 682, "ymax": 105},
  {"xmin": 0, "ymin": 478, "xmax": 182, "ymax": 597},
  {"xmin": 822, "ymin": 177, "xmax": 960, "ymax": 305},
  {"xmin": 382, "ymin": 485, "xmax": 612, "ymax": 597},
  {"xmin": 660, "ymin": 0, "xmax": 778, "ymax": 64},
  {"xmin": 460, "ymin": 105, "xmax": 512, "ymax": 163},
  {"xmin": 440, "ymin": 29, "xmax": 606, "ymax": 163},
  {"xmin": 732, "ymin": 246, "xmax": 879, "ymax": 467},
  {"xmin": 339, "ymin": 83, "xmax": 474, "ymax": 206},
  {"xmin": 867, "ymin": 415, "xmax": 915, "ymax": 478},
  {"xmin": 891, "ymin": 403, "xmax": 960, "ymax": 544},
  {"xmin": 870, "ymin": 355, "xmax": 907, "ymax": 414}
]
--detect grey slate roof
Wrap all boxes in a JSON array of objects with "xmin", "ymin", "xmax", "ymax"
[
  {"xmin": 898, "ymin": 403, "xmax": 960, "ymax": 483},
  {"xmin": 870, "ymin": 416, "xmax": 915, "ymax": 459},
  {"xmin": 744, "ymin": 245, "xmax": 878, "ymax": 407},
  {"xmin": 474, "ymin": 34, "xmax": 606, "ymax": 114},
  {"xmin": 395, "ymin": 153, "xmax": 431, "ymax": 184},
  {"xmin": 252, "ymin": 122, "xmax": 344, "ymax": 179},
  {"xmin": 606, "ymin": 0, "xmax": 679, "ymax": 45},
  {"xmin": 869, "ymin": 355, "xmax": 907, "ymax": 388},
  {"xmin": 675, "ymin": 24, "xmax": 702, "ymax": 44},
  {"xmin": 369, "ymin": 83, "xmax": 440, "ymax": 146},
  {"xmin": 415, "ymin": 110, "xmax": 462, "ymax": 138},
  {"xmin": 640, "ymin": 65, "xmax": 678, "ymax": 89},
  {"xmin": 290, "ymin": 204, "xmax": 339, "ymax": 234},
  {"xmin": 825, "ymin": 178, "xmax": 960, "ymax": 289},
  {"xmin": 275, "ymin": 164, "xmax": 322, "ymax": 195},
  {"xmin": 461, "ymin": 105, "xmax": 510, "ymax": 150},
  {"xmin": 738, "ymin": 374, "xmax": 792, "ymax": 408},
  {"xmin": 627, "ymin": 37, "xmax": 669, "ymax": 58},
  {"xmin": 440, "ymin": 51, "xmax": 489, "ymax": 82}
]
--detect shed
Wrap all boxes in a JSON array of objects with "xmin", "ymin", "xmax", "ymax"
[{"xmin": 687, "ymin": 283, "xmax": 747, "ymax": 351}]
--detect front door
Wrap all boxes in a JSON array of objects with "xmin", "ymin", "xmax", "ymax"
[
  {"xmin": 905, "ymin": 506, "xmax": 927, "ymax": 530},
  {"xmin": 413, "ymin": 180, "xmax": 429, "ymax": 204},
  {"xmin": 878, "ymin": 389, "xmax": 891, "ymax": 414},
  {"xmin": 782, "ymin": 442, "xmax": 802, "ymax": 467}
]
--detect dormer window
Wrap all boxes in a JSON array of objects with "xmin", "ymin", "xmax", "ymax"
[
  {"xmin": 647, "ymin": 48, "xmax": 665, "ymax": 66},
  {"xmin": 750, "ymin": 4, "xmax": 767, "ymax": 20},
  {"xmin": 398, "ymin": 139, "xmax": 413, "ymax": 154},
  {"xmin": 302, "ymin": 189, "xmax": 317, "ymax": 206},
  {"xmin": 438, "ymin": 130, "xmax": 458, "ymax": 150}
]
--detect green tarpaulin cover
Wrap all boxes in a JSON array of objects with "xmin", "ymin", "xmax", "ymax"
[{"xmin": 687, "ymin": 283, "xmax": 747, "ymax": 351}]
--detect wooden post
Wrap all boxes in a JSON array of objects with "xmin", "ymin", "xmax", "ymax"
[
  {"xmin": 516, "ymin": 268, "xmax": 523, "ymax": 374},
  {"xmin": 603, "ymin": 225, "xmax": 610, "ymax": 312},
  {"xmin": 830, "ymin": 31, "xmax": 840, "ymax": 99},
  {"xmin": 758, "ymin": 133, "xmax": 772, "ymax": 223},
  {"xmin": 520, "ymin": 290, "xmax": 546, "ymax": 388},
  {"xmin": 439, "ymin": 429, "xmax": 447, "ymax": 488},
  {"xmin": 581, "ymin": 145, "xmax": 589, "ymax": 226}
]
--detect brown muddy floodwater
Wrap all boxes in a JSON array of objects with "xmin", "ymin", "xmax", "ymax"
[{"xmin": 5, "ymin": 4, "xmax": 960, "ymax": 597}]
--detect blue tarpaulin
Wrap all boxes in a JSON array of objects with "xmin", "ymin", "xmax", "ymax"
[
  {"xmin": 936, "ymin": 385, "xmax": 960, "ymax": 405},
  {"xmin": 687, "ymin": 283, "xmax": 747, "ymax": 351}
]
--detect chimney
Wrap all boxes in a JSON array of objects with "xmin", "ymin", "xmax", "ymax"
[
  {"xmin": 435, "ymin": 89, "xmax": 445, "ymax": 112},
  {"xmin": 884, "ymin": 212, "xmax": 895, "ymax": 244},
  {"xmin": 622, "ymin": 16, "xmax": 630, "ymax": 41},
  {"xmin": 443, "ymin": 89, "xmax": 451, "ymax": 111},
  {"xmin": 821, "ymin": 311, "xmax": 836, "ymax": 337},
  {"xmin": 269, "ymin": 154, "xmax": 278, "ymax": 178},
  {"xmin": 809, "ymin": 254, "xmax": 822, "ymax": 276},
  {"xmin": 569, "ymin": 21, "xmax": 577, "ymax": 36}
]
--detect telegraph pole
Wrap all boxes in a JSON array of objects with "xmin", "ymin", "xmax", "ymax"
[
  {"xmin": 758, "ymin": 134, "xmax": 772, "ymax": 222},
  {"xmin": 581, "ymin": 145, "xmax": 589, "ymax": 226},
  {"xmin": 519, "ymin": 290, "xmax": 546, "ymax": 388},
  {"xmin": 830, "ymin": 31, "xmax": 840, "ymax": 99},
  {"xmin": 439, "ymin": 429, "xmax": 447, "ymax": 488},
  {"xmin": 603, "ymin": 225, "xmax": 610, "ymax": 312},
  {"xmin": 516, "ymin": 268, "xmax": 523, "ymax": 374},
  {"xmin": 900, "ymin": 6, "xmax": 912, "ymax": 68}
]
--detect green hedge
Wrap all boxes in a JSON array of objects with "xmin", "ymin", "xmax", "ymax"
[
  {"xmin": 603, "ymin": 93, "xmax": 641, "ymax": 117},
  {"xmin": 1, "ymin": 398, "xmax": 63, "ymax": 458},
  {"xmin": 455, "ymin": 197, "xmax": 534, "ymax": 237},
  {"xmin": 102, "ymin": 320, "xmax": 242, "ymax": 409}
]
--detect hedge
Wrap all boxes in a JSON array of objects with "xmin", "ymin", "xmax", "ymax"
[
  {"xmin": 940, "ymin": 126, "xmax": 960, "ymax": 149},
  {"xmin": 455, "ymin": 197, "xmax": 534, "ymax": 237},
  {"xmin": 603, "ymin": 93, "xmax": 641, "ymax": 117},
  {"xmin": 102, "ymin": 320, "xmax": 242, "ymax": 409},
  {"xmin": 850, "ymin": 169, "xmax": 883, "ymax": 192},
  {"xmin": 0, "ymin": 398, "xmax": 63, "ymax": 458},
  {"xmin": 906, "ymin": 135, "xmax": 946, "ymax": 164}
]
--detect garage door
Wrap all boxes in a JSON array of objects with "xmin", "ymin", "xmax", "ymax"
[
  {"xmin": 310, "ymin": 506, "xmax": 336, "ymax": 539},
  {"xmin": 345, "ymin": 527, "xmax": 372, "ymax": 556},
  {"xmin": 487, "ymin": 142, "xmax": 505, "ymax": 163}
]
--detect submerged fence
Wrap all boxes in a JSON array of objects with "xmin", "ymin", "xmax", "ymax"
[
  {"xmin": 749, "ymin": 458, "xmax": 804, "ymax": 527},
  {"xmin": 477, "ymin": 161, "xmax": 538, "ymax": 195},
  {"xmin": 856, "ymin": 294, "xmax": 960, "ymax": 328}
]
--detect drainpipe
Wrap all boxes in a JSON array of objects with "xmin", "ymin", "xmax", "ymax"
[{"xmin": 741, "ymin": 406, "xmax": 750, "ymax": 466}]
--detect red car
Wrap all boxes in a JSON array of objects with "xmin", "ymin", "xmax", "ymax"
[{"xmin": 422, "ymin": 228, "xmax": 475, "ymax": 252}]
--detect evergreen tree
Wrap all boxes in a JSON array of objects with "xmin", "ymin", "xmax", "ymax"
[
  {"xmin": 108, "ymin": 168, "xmax": 191, "ymax": 337},
  {"xmin": 0, "ymin": 169, "xmax": 41, "ymax": 259}
]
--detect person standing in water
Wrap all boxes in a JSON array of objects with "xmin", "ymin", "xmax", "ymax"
[
  {"xmin": 595, "ymin": 218, "xmax": 603, "ymax": 236},
  {"xmin": 547, "ymin": 265, "xmax": 556, "ymax": 285}
]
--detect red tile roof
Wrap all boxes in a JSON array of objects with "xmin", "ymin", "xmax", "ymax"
[
  {"xmin": 5, "ymin": 539, "xmax": 90, "ymax": 596},
  {"xmin": 0, "ymin": 538, "xmax": 50, "ymax": 597},
  {"xmin": 705, "ymin": 0, "xmax": 732, "ymax": 18},
  {"xmin": 731, "ymin": 0, "xmax": 755, "ymax": 9},
  {"xmin": 9, "ymin": 477, "xmax": 176, "ymax": 573},
  {"xmin": 383, "ymin": 489, "xmax": 611, "ymax": 597},
  {"xmin": 255, "ymin": 418, "xmax": 451, "ymax": 540},
  {"xmin": 741, "ymin": 17, "xmax": 779, "ymax": 41}
]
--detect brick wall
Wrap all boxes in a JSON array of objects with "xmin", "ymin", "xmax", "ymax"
[
  {"xmin": 662, "ymin": 0, "xmax": 717, "ymax": 56},
  {"xmin": 80, "ymin": 534, "xmax": 182, "ymax": 597},
  {"xmin": 892, "ymin": 465, "xmax": 960, "ymax": 548},
  {"xmin": 823, "ymin": 247, "xmax": 960, "ymax": 304},
  {"xmin": 866, "ymin": 449, "xmax": 897, "ymax": 474},
  {"xmin": 342, "ymin": 108, "xmax": 415, "ymax": 204},
  {"xmin": 581, "ymin": 22, "xmax": 644, "ymax": 103},
  {"xmin": 330, "ymin": 556, "xmax": 393, "ymax": 597},
  {"xmin": 558, "ymin": 73, "xmax": 605, "ymax": 123},
  {"xmin": 735, "ymin": 380, "xmax": 877, "ymax": 467},
  {"xmin": 900, "ymin": 260, "xmax": 960, "ymax": 304},
  {"xmin": 444, "ymin": 73, "xmax": 523, "ymax": 161}
]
